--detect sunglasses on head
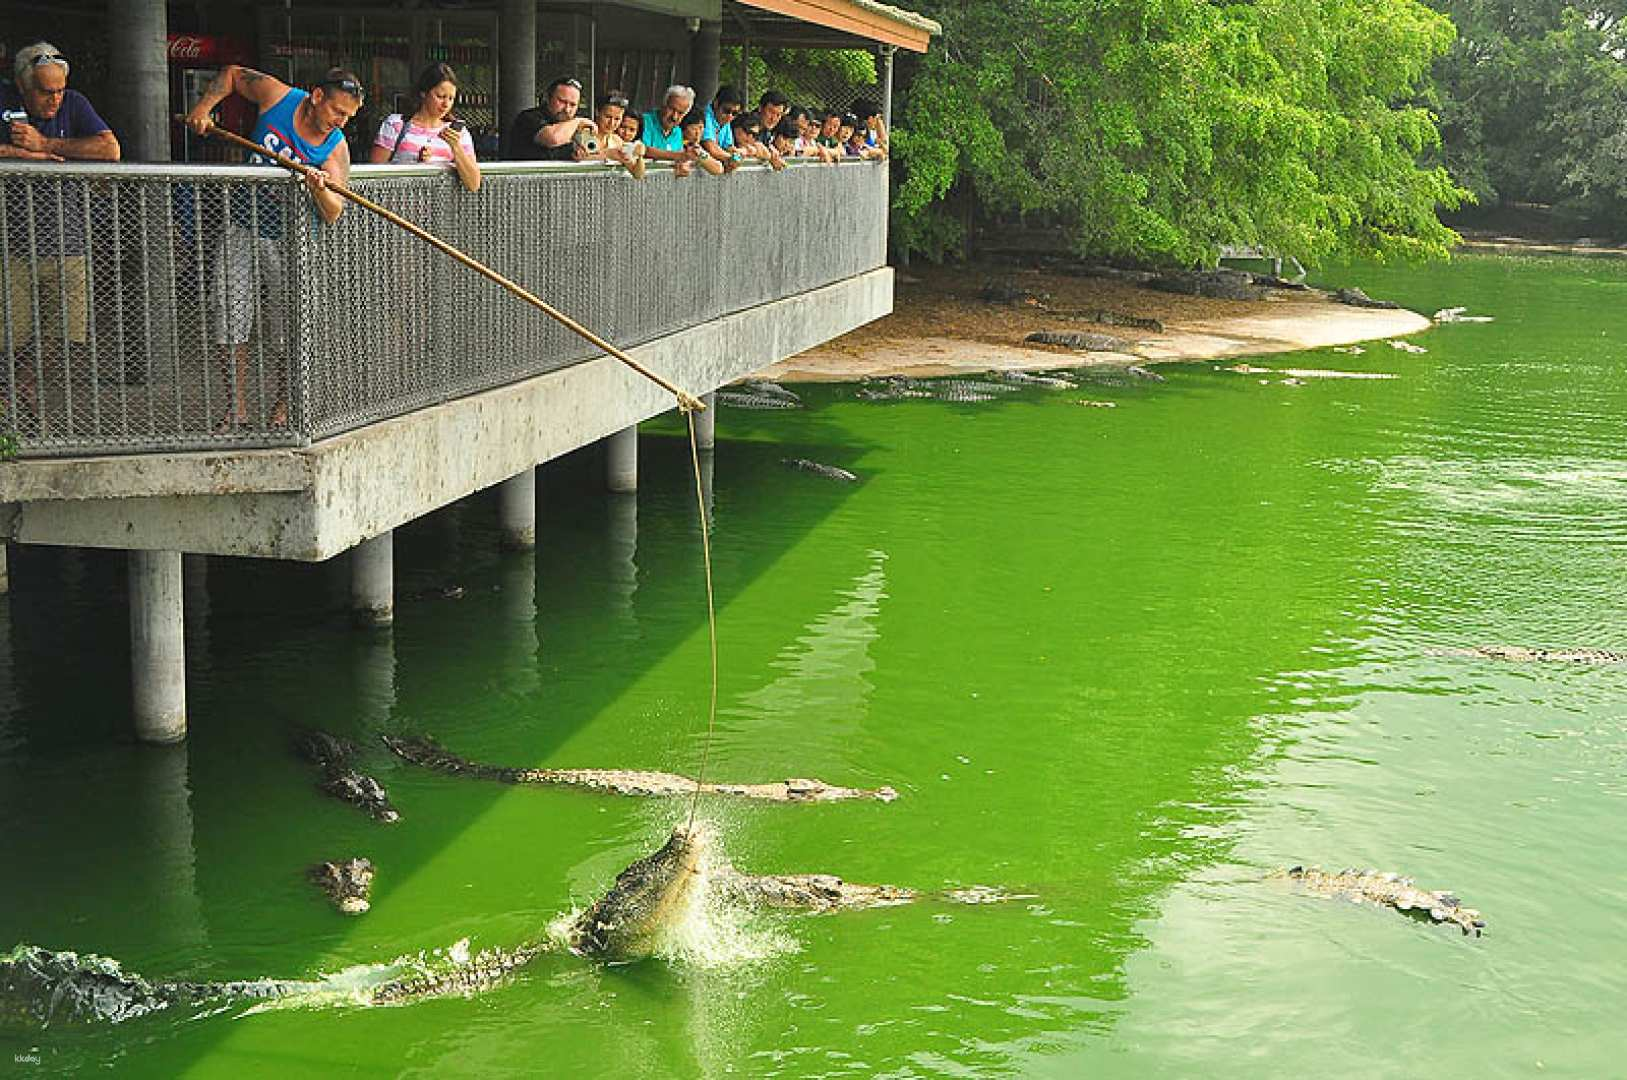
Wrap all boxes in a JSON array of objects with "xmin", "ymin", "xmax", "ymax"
[
  {"xmin": 560, "ymin": 78, "xmax": 583, "ymax": 90},
  {"xmin": 320, "ymin": 77, "xmax": 365, "ymax": 100},
  {"xmin": 606, "ymin": 95, "xmax": 629, "ymax": 108},
  {"xmin": 29, "ymin": 52, "xmax": 67, "ymax": 67}
]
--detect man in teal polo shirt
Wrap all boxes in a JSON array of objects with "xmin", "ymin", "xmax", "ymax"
[
  {"xmin": 640, "ymin": 85, "xmax": 699, "ymax": 167},
  {"xmin": 700, "ymin": 85, "xmax": 741, "ymax": 158}
]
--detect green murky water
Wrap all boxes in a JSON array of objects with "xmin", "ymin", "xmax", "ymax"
[{"xmin": 2, "ymin": 253, "xmax": 1625, "ymax": 1076}]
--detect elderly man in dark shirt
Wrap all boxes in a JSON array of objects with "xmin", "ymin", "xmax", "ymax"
[
  {"xmin": 504, "ymin": 76, "xmax": 596, "ymax": 161},
  {"xmin": 0, "ymin": 41, "xmax": 120, "ymax": 433}
]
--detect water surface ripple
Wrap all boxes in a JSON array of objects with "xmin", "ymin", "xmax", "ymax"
[{"xmin": 2, "ymin": 253, "xmax": 1624, "ymax": 1076}]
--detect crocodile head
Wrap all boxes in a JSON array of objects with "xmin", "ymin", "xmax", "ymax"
[
  {"xmin": 318, "ymin": 771, "xmax": 400, "ymax": 823},
  {"xmin": 0, "ymin": 945, "xmax": 174, "ymax": 1027},
  {"xmin": 567, "ymin": 823, "xmax": 713, "ymax": 961},
  {"xmin": 307, "ymin": 858, "xmax": 376, "ymax": 915}
]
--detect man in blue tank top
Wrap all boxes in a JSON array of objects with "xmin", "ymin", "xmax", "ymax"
[{"xmin": 184, "ymin": 67, "xmax": 362, "ymax": 430}]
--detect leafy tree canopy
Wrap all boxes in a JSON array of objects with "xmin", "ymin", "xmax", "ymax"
[
  {"xmin": 890, "ymin": 0, "xmax": 1466, "ymax": 265},
  {"xmin": 1427, "ymin": 1, "xmax": 1627, "ymax": 226}
]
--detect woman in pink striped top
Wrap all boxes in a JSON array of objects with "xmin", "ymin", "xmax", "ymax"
[{"xmin": 369, "ymin": 62, "xmax": 481, "ymax": 191}]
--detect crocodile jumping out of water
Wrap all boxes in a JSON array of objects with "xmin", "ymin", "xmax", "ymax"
[
  {"xmin": 382, "ymin": 734, "xmax": 898, "ymax": 803},
  {"xmin": 1275, "ymin": 866, "xmax": 1485, "ymax": 937},
  {"xmin": 1433, "ymin": 645, "xmax": 1627, "ymax": 664},
  {"xmin": 293, "ymin": 729, "xmax": 401, "ymax": 823},
  {"xmin": 1, "ymin": 825, "xmax": 1017, "ymax": 1022},
  {"xmin": 308, "ymin": 858, "xmax": 376, "ymax": 915}
]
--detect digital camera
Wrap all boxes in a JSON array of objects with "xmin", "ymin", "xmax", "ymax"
[
  {"xmin": 572, "ymin": 126, "xmax": 600, "ymax": 155},
  {"xmin": 1, "ymin": 109, "xmax": 27, "ymax": 140}
]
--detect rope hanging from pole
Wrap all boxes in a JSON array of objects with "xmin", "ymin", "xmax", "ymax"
[
  {"xmin": 683, "ymin": 411, "xmax": 719, "ymax": 830},
  {"xmin": 192, "ymin": 119, "xmax": 723, "ymax": 818}
]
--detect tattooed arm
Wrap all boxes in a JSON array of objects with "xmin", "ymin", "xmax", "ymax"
[{"xmin": 184, "ymin": 66, "xmax": 291, "ymax": 135}]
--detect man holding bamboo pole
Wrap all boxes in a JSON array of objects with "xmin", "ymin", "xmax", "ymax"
[{"xmin": 183, "ymin": 66, "xmax": 362, "ymax": 431}]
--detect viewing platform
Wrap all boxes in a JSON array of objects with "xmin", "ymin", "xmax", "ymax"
[
  {"xmin": 0, "ymin": 157, "xmax": 892, "ymax": 737},
  {"xmin": 0, "ymin": 157, "xmax": 890, "ymax": 555}
]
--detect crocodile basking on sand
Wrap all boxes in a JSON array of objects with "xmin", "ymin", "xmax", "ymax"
[
  {"xmin": 2, "ymin": 824, "xmax": 1019, "ymax": 1023},
  {"xmin": 382, "ymin": 734, "xmax": 898, "ymax": 803},
  {"xmin": 1276, "ymin": 866, "xmax": 1485, "ymax": 936}
]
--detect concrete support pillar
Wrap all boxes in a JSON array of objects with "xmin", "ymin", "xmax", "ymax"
[
  {"xmin": 500, "ymin": 0, "xmax": 539, "ymax": 134},
  {"xmin": 694, "ymin": 391, "xmax": 716, "ymax": 450},
  {"xmin": 498, "ymin": 467, "xmax": 537, "ymax": 550},
  {"xmin": 691, "ymin": 21, "xmax": 722, "ymax": 106},
  {"xmin": 0, "ymin": 543, "xmax": 8, "ymax": 595},
  {"xmin": 351, "ymin": 532, "xmax": 394, "ymax": 627},
  {"xmin": 881, "ymin": 45, "xmax": 897, "ymax": 134},
  {"xmin": 130, "ymin": 550, "xmax": 185, "ymax": 744},
  {"xmin": 109, "ymin": 0, "xmax": 169, "ymax": 162},
  {"xmin": 606, "ymin": 425, "xmax": 638, "ymax": 493}
]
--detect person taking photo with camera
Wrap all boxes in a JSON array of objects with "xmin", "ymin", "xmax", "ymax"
[{"xmin": 503, "ymin": 76, "xmax": 596, "ymax": 162}]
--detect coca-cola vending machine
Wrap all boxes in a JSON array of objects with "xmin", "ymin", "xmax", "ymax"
[{"xmin": 168, "ymin": 33, "xmax": 253, "ymax": 161}]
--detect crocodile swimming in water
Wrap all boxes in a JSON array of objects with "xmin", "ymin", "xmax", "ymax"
[
  {"xmin": 1433, "ymin": 645, "xmax": 1627, "ymax": 664},
  {"xmin": 1275, "ymin": 866, "xmax": 1485, "ymax": 936},
  {"xmin": 308, "ymin": 858, "xmax": 376, "ymax": 915},
  {"xmin": 1, "ymin": 825, "xmax": 1017, "ymax": 1023},
  {"xmin": 782, "ymin": 458, "xmax": 859, "ymax": 483},
  {"xmin": 0, "ymin": 944, "xmax": 309, "ymax": 1027},
  {"xmin": 716, "ymin": 380, "xmax": 803, "ymax": 410},
  {"xmin": 293, "ymin": 728, "xmax": 401, "ymax": 823},
  {"xmin": 382, "ymin": 734, "xmax": 898, "ymax": 803}
]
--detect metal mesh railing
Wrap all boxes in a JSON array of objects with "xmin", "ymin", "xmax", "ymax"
[{"xmin": 0, "ymin": 158, "xmax": 887, "ymax": 458}]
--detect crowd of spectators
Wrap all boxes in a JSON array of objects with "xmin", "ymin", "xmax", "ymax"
[
  {"xmin": 1, "ymin": 46, "xmax": 887, "ymax": 432},
  {"xmin": 498, "ymin": 77, "xmax": 887, "ymax": 179}
]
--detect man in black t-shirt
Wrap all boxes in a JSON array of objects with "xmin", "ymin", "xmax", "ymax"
[{"xmin": 503, "ymin": 76, "xmax": 595, "ymax": 161}]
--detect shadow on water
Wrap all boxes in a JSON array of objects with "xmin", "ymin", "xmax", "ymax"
[
  {"xmin": 1, "ymin": 367, "xmax": 1383, "ymax": 1073},
  {"xmin": 0, "ymin": 426, "xmax": 886, "ymax": 1056}
]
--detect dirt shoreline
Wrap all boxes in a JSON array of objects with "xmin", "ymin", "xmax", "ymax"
[{"xmin": 761, "ymin": 262, "xmax": 1430, "ymax": 382}]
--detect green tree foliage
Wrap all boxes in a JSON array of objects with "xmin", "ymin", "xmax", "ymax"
[
  {"xmin": 892, "ymin": 0, "xmax": 1466, "ymax": 264},
  {"xmin": 719, "ymin": 47, "xmax": 877, "ymax": 114},
  {"xmin": 1427, "ymin": 2, "xmax": 1627, "ymax": 225}
]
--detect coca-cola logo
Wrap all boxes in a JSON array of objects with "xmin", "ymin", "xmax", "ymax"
[{"xmin": 166, "ymin": 34, "xmax": 244, "ymax": 65}]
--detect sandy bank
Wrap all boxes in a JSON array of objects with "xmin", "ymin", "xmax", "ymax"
[{"xmin": 760, "ymin": 262, "xmax": 1429, "ymax": 383}]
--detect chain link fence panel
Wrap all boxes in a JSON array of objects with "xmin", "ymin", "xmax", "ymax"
[{"xmin": 1, "ymin": 158, "xmax": 887, "ymax": 459}]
